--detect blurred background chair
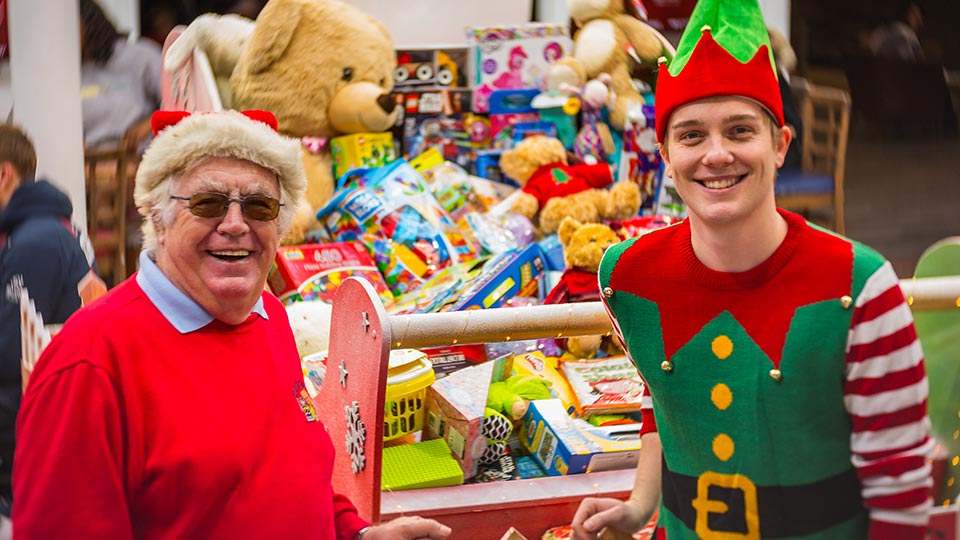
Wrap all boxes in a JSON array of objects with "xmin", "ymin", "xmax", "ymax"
[
  {"xmin": 83, "ymin": 124, "xmax": 147, "ymax": 287},
  {"xmin": 775, "ymin": 78, "xmax": 851, "ymax": 234}
]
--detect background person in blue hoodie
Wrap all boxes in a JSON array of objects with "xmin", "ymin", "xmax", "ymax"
[{"xmin": 0, "ymin": 123, "xmax": 99, "ymax": 516}]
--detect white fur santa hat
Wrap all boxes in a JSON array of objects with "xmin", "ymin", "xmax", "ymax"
[{"xmin": 134, "ymin": 110, "xmax": 306, "ymax": 248}]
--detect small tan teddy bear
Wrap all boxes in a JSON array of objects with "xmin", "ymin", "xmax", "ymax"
[
  {"xmin": 544, "ymin": 216, "xmax": 624, "ymax": 359},
  {"xmin": 498, "ymin": 135, "xmax": 640, "ymax": 236}
]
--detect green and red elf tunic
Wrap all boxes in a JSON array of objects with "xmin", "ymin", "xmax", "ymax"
[{"xmin": 598, "ymin": 211, "xmax": 932, "ymax": 539}]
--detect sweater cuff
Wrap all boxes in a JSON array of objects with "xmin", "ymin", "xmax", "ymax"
[
  {"xmin": 869, "ymin": 517, "xmax": 926, "ymax": 540},
  {"xmin": 337, "ymin": 515, "xmax": 371, "ymax": 540}
]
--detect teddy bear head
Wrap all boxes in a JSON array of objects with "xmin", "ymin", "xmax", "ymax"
[
  {"xmin": 498, "ymin": 135, "xmax": 568, "ymax": 186},
  {"xmin": 231, "ymin": 0, "xmax": 398, "ymax": 139},
  {"xmin": 557, "ymin": 216, "xmax": 621, "ymax": 272},
  {"xmin": 568, "ymin": 0, "xmax": 639, "ymax": 27}
]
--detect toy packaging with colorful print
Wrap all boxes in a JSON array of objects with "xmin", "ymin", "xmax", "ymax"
[{"xmin": 560, "ymin": 356, "xmax": 645, "ymax": 415}]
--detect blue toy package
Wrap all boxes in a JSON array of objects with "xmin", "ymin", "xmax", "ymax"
[
  {"xmin": 488, "ymin": 88, "xmax": 541, "ymax": 147},
  {"xmin": 618, "ymin": 102, "xmax": 663, "ymax": 213},
  {"xmin": 316, "ymin": 159, "xmax": 481, "ymax": 297}
]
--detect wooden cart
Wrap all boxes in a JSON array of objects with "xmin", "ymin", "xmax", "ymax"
[{"xmin": 317, "ymin": 276, "xmax": 960, "ymax": 539}]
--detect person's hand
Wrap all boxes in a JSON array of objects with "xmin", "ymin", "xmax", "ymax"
[
  {"xmin": 570, "ymin": 497, "xmax": 646, "ymax": 540},
  {"xmin": 362, "ymin": 516, "xmax": 451, "ymax": 540}
]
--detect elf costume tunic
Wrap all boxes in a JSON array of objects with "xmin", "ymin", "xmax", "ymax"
[{"xmin": 599, "ymin": 211, "xmax": 931, "ymax": 539}]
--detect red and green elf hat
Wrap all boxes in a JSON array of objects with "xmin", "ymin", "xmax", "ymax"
[{"xmin": 654, "ymin": 0, "xmax": 783, "ymax": 143}]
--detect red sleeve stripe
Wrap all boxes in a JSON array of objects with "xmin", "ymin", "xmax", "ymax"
[
  {"xmin": 854, "ymin": 437, "xmax": 933, "ymax": 464},
  {"xmin": 852, "ymin": 285, "xmax": 907, "ymax": 325},
  {"xmin": 849, "ymin": 401, "xmax": 928, "ymax": 433},
  {"xmin": 855, "ymin": 453, "xmax": 928, "ymax": 479},
  {"xmin": 845, "ymin": 365, "xmax": 926, "ymax": 396},
  {"xmin": 869, "ymin": 513, "xmax": 930, "ymax": 535},
  {"xmin": 848, "ymin": 302, "xmax": 916, "ymax": 348},
  {"xmin": 846, "ymin": 340, "xmax": 923, "ymax": 380},
  {"xmin": 845, "ymin": 379, "xmax": 928, "ymax": 417},
  {"xmin": 640, "ymin": 407, "xmax": 657, "ymax": 435},
  {"xmin": 848, "ymin": 325, "xmax": 919, "ymax": 364},
  {"xmin": 867, "ymin": 486, "xmax": 933, "ymax": 511},
  {"xmin": 851, "ymin": 419, "xmax": 931, "ymax": 457}
]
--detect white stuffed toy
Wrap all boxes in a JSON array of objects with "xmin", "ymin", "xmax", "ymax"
[{"xmin": 285, "ymin": 300, "xmax": 333, "ymax": 359}]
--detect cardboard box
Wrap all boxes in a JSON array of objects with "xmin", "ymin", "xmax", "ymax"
[
  {"xmin": 467, "ymin": 23, "xmax": 572, "ymax": 113},
  {"xmin": 424, "ymin": 355, "xmax": 511, "ymax": 478},
  {"xmin": 520, "ymin": 399, "xmax": 641, "ymax": 476},
  {"xmin": 444, "ymin": 243, "xmax": 545, "ymax": 310},
  {"xmin": 421, "ymin": 343, "xmax": 489, "ymax": 378},
  {"xmin": 330, "ymin": 132, "xmax": 397, "ymax": 181},
  {"xmin": 268, "ymin": 242, "xmax": 392, "ymax": 304}
]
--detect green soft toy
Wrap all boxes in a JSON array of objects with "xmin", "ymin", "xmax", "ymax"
[{"xmin": 486, "ymin": 375, "xmax": 553, "ymax": 421}]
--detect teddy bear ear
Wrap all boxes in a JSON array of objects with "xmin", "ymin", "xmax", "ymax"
[
  {"xmin": 240, "ymin": 0, "xmax": 303, "ymax": 75},
  {"xmin": 558, "ymin": 216, "xmax": 582, "ymax": 247}
]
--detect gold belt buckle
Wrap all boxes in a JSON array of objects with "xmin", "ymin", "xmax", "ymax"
[{"xmin": 691, "ymin": 471, "xmax": 760, "ymax": 540}]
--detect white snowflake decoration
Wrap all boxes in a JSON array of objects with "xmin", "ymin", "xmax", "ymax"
[{"xmin": 344, "ymin": 401, "xmax": 367, "ymax": 474}]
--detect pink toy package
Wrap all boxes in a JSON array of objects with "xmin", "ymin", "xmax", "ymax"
[{"xmin": 467, "ymin": 23, "xmax": 571, "ymax": 113}]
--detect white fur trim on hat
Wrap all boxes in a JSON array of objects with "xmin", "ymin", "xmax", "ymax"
[{"xmin": 134, "ymin": 110, "xmax": 306, "ymax": 241}]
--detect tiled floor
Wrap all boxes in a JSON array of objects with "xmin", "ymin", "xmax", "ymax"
[{"xmin": 843, "ymin": 131, "xmax": 960, "ymax": 278}]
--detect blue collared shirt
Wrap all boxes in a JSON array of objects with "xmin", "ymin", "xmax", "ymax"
[{"xmin": 136, "ymin": 250, "xmax": 268, "ymax": 333}]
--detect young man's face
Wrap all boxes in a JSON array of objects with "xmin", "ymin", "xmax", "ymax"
[{"xmin": 661, "ymin": 96, "xmax": 790, "ymax": 227}]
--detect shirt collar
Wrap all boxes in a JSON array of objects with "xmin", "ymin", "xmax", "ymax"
[{"xmin": 136, "ymin": 250, "xmax": 268, "ymax": 333}]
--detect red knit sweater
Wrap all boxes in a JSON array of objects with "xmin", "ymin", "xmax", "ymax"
[{"xmin": 14, "ymin": 278, "xmax": 368, "ymax": 540}]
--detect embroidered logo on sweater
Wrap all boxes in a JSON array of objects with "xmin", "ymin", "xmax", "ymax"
[
  {"xmin": 293, "ymin": 381, "xmax": 318, "ymax": 422},
  {"xmin": 551, "ymin": 169, "xmax": 571, "ymax": 184}
]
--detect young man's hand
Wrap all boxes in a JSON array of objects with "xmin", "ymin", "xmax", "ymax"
[{"xmin": 571, "ymin": 498, "xmax": 648, "ymax": 540}]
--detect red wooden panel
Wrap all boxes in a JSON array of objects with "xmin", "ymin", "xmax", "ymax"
[
  {"xmin": 317, "ymin": 277, "xmax": 392, "ymax": 522},
  {"xmin": 381, "ymin": 469, "xmax": 635, "ymax": 539}
]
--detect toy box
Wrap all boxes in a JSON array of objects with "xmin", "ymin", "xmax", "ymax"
[
  {"xmin": 268, "ymin": 242, "xmax": 392, "ymax": 305},
  {"xmin": 520, "ymin": 399, "xmax": 642, "ymax": 476},
  {"xmin": 617, "ymin": 102, "xmax": 663, "ymax": 212},
  {"xmin": 330, "ymin": 132, "xmax": 397, "ymax": 181},
  {"xmin": 394, "ymin": 46, "xmax": 469, "ymax": 89},
  {"xmin": 421, "ymin": 343, "xmax": 489, "ymax": 378},
  {"xmin": 396, "ymin": 89, "xmax": 490, "ymax": 160},
  {"xmin": 443, "ymin": 243, "xmax": 545, "ymax": 311},
  {"xmin": 467, "ymin": 23, "xmax": 572, "ymax": 113},
  {"xmin": 424, "ymin": 354, "xmax": 512, "ymax": 478},
  {"xmin": 488, "ymin": 88, "xmax": 541, "ymax": 145}
]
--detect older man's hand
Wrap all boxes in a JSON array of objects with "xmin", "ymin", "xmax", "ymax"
[{"xmin": 362, "ymin": 516, "xmax": 451, "ymax": 540}]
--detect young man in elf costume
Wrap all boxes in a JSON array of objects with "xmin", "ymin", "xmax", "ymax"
[{"xmin": 570, "ymin": 1, "xmax": 933, "ymax": 539}]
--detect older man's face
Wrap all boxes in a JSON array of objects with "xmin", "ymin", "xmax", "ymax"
[{"xmin": 156, "ymin": 157, "xmax": 281, "ymax": 325}]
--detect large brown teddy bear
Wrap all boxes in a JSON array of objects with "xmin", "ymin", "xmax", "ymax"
[
  {"xmin": 548, "ymin": 0, "xmax": 675, "ymax": 130},
  {"xmin": 165, "ymin": 0, "xmax": 398, "ymax": 243},
  {"xmin": 498, "ymin": 136, "xmax": 640, "ymax": 236}
]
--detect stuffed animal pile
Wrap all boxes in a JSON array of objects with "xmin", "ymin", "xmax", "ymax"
[
  {"xmin": 165, "ymin": 0, "xmax": 399, "ymax": 243},
  {"xmin": 498, "ymin": 135, "xmax": 640, "ymax": 235}
]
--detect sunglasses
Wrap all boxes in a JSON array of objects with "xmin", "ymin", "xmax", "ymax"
[{"xmin": 171, "ymin": 192, "xmax": 284, "ymax": 221}]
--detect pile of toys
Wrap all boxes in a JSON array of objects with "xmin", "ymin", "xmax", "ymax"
[{"xmin": 163, "ymin": 0, "xmax": 682, "ymax": 523}]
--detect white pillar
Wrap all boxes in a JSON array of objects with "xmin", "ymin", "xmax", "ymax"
[{"xmin": 8, "ymin": 0, "xmax": 87, "ymax": 227}]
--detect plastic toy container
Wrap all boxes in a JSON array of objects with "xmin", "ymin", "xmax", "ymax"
[{"xmin": 384, "ymin": 349, "xmax": 436, "ymax": 441}]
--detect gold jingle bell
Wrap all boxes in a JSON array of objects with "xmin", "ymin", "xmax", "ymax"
[
  {"xmin": 769, "ymin": 368, "xmax": 782, "ymax": 381},
  {"xmin": 840, "ymin": 295, "xmax": 853, "ymax": 309},
  {"xmin": 602, "ymin": 287, "xmax": 614, "ymax": 298},
  {"xmin": 661, "ymin": 360, "xmax": 673, "ymax": 372}
]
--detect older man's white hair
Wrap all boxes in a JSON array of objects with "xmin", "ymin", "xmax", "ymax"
[{"xmin": 133, "ymin": 110, "xmax": 307, "ymax": 250}]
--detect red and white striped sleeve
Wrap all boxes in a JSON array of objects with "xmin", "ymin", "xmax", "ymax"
[{"xmin": 844, "ymin": 261, "xmax": 933, "ymax": 539}]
